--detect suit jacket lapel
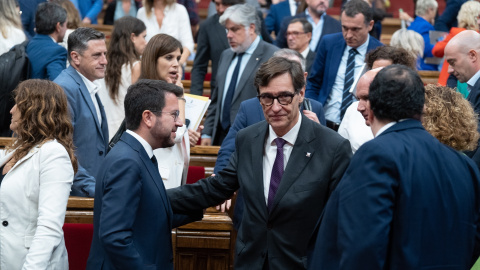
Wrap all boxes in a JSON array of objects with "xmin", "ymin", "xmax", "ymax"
[
  {"xmin": 251, "ymin": 121, "xmax": 269, "ymax": 217},
  {"xmin": 232, "ymin": 41, "xmax": 264, "ymax": 103},
  {"xmin": 217, "ymin": 50, "xmax": 235, "ymax": 105},
  {"xmin": 328, "ymin": 40, "xmax": 346, "ymax": 85},
  {"xmin": 67, "ymin": 66, "xmax": 106, "ymax": 141},
  {"xmin": 122, "ymin": 133, "xmax": 173, "ymax": 226},
  {"xmin": 1, "ymin": 145, "xmax": 40, "ymax": 173},
  {"xmin": 270, "ymin": 115, "xmax": 315, "ymax": 214}
]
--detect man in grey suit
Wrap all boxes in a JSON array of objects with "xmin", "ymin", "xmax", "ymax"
[
  {"xmin": 168, "ymin": 57, "xmax": 352, "ymax": 269},
  {"xmin": 200, "ymin": 3, "xmax": 278, "ymax": 146},
  {"xmin": 54, "ymin": 27, "xmax": 109, "ymax": 197}
]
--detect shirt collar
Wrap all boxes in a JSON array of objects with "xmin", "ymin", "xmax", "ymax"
[
  {"xmin": 267, "ymin": 113, "xmax": 302, "ymax": 146},
  {"xmin": 126, "ymin": 130, "xmax": 154, "ymax": 158},
  {"xmin": 244, "ymin": 35, "xmax": 261, "ymax": 55},
  {"xmin": 305, "ymin": 9, "xmax": 325, "ymax": 22},
  {"xmin": 76, "ymin": 70, "xmax": 100, "ymax": 95},
  {"xmin": 347, "ymin": 35, "xmax": 370, "ymax": 56},
  {"xmin": 375, "ymin": 121, "xmax": 396, "ymax": 137},
  {"xmin": 467, "ymin": 69, "xmax": 480, "ymax": 89}
]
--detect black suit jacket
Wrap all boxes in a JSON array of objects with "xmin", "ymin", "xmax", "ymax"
[
  {"xmin": 275, "ymin": 13, "xmax": 342, "ymax": 51},
  {"xmin": 305, "ymin": 49, "xmax": 316, "ymax": 73},
  {"xmin": 168, "ymin": 115, "xmax": 352, "ymax": 269},
  {"xmin": 190, "ymin": 12, "xmax": 273, "ymax": 95},
  {"xmin": 467, "ymin": 78, "xmax": 480, "ymax": 168}
]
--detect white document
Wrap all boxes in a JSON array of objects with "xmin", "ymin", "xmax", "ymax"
[{"xmin": 184, "ymin": 94, "xmax": 211, "ymax": 131}]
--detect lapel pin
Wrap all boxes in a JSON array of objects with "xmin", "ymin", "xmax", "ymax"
[
  {"xmin": 256, "ymin": 58, "xmax": 259, "ymax": 61},
  {"xmin": 306, "ymin": 152, "xmax": 311, "ymax": 157}
]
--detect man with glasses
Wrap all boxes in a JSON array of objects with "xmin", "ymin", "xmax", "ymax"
[
  {"xmin": 274, "ymin": 0, "xmax": 341, "ymax": 50},
  {"xmin": 286, "ymin": 18, "xmax": 316, "ymax": 73},
  {"xmin": 87, "ymin": 79, "xmax": 202, "ymax": 270},
  {"xmin": 168, "ymin": 57, "xmax": 352, "ymax": 269}
]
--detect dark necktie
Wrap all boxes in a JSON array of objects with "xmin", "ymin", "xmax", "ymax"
[
  {"xmin": 341, "ymin": 48, "xmax": 358, "ymax": 120},
  {"xmin": 151, "ymin": 155, "xmax": 158, "ymax": 167},
  {"xmin": 267, "ymin": 138, "xmax": 287, "ymax": 212},
  {"xmin": 221, "ymin": 53, "xmax": 245, "ymax": 130}
]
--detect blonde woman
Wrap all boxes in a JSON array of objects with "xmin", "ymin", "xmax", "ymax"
[{"xmin": 0, "ymin": 0, "xmax": 26, "ymax": 55}]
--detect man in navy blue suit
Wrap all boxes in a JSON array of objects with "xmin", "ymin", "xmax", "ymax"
[
  {"xmin": 308, "ymin": 65, "xmax": 480, "ymax": 269},
  {"xmin": 26, "ymin": 2, "xmax": 68, "ymax": 80},
  {"xmin": 306, "ymin": 0, "xmax": 382, "ymax": 131},
  {"xmin": 54, "ymin": 27, "xmax": 109, "ymax": 197},
  {"xmin": 265, "ymin": 0, "xmax": 298, "ymax": 37},
  {"xmin": 275, "ymin": 0, "xmax": 341, "ymax": 50},
  {"xmin": 87, "ymin": 79, "xmax": 202, "ymax": 270}
]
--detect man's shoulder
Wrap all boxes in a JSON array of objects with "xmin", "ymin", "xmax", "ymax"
[
  {"xmin": 200, "ymin": 13, "xmax": 220, "ymax": 27},
  {"xmin": 324, "ymin": 14, "xmax": 341, "ymax": 25},
  {"xmin": 257, "ymin": 40, "xmax": 279, "ymax": 55},
  {"xmin": 321, "ymin": 32, "xmax": 345, "ymax": 44}
]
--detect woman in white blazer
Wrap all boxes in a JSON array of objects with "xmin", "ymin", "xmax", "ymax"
[{"xmin": 0, "ymin": 79, "xmax": 77, "ymax": 269}]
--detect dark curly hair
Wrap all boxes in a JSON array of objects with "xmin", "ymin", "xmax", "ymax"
[
  {"xmin": 365, "ymin": 46, "xmax": 417, "ymax": 70},
  {"xmin": 369, "ymin": 65, "xmax": 425, "ymax": 121}
]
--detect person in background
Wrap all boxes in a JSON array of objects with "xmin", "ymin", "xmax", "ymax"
[
  {"xmin": 140, "ymin": 33, "xmax": 201, "ymax": 189},
  {"xmin": 18, "ymin": 0, "xmax": 46, "ymax": 40},
  {"xmin": 0, "ymin": 0, "xmax": 26, "ymax": 55},
  {"xmin": 432, "ymin": 0, "xmax": 480, "ymax": 89},
  {"xmin": 177, "ymin": 0, "xmax": 200, "ymax": 37},
  {"xmin": 99, "ymin": 16, "xmax": 146, "ymax": 139},
  {"xmin": 423, "ymin": 84, "xmax": 479, "ymax": 151},
  {"xmin": 54, "ymin": 27, "xmax": 109, "ymax": 197},
  {"xmin": 137, "ymin": 0, "xmax": 194, "ymax": 74},
  {"xmin": 26, "ymin": 2, "xmax": 68, "ymax": 80},
  {"xmin": 265, "ymin": 0, "xmax": 302, "ymax": 37},
  {"xmin": 390, "ymin": 29, "xmax": 424, "ymax": 69},
  {"xmin": 51, "ymin": 0, "xmax": 82, "ymax": 50},
  {"xmin": 407, "ymin": 0, "xmax": 438, "ymax": 70},
  {"xmin": 286, "ymin": 18, "xmax": 316, "ymax": 73},
  {"xmin": 434, "ymin": 0, "xmax": 468, "ymax": 32},
  {"xmin": 0, "ymin": 79, "xmax": 76, "ymax": 269},
  {"xmin": 70, "ymin": 0, "xmax": 103, "ymax": 24}
]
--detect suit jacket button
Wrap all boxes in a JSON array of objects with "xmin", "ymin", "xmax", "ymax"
[
  {"xmin": 99, "ymin": 151, "xmax": 104, "ymax": 156},
  {"xmin": 2, "ymin": 221, "xmax": 8, "ymax": 226}
]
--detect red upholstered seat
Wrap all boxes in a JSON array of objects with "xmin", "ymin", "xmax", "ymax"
[
  {"xmin": 63, "ymin": 223, "xmax": 94, "ymax": 270},
  {"xmin": 187, "ymin": 166, "xmax": 205, "ymax": 184}
]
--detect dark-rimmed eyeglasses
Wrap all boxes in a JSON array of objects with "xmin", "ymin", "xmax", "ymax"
[
  {"xmin": 150, "ymin": 110, "xmax": 180, "ymax": 121},
  {"xmin": 257, "ymin": 92, "xmax": 296, "ymax": 106}
]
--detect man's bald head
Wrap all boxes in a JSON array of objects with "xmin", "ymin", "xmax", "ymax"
[
  {"xmin": 356, "ymin": 68, "xmax": 382, "ymax": 126},
  {"xmin": 445, "ymin": 30, "xmax": 480, "ymax": 83}
]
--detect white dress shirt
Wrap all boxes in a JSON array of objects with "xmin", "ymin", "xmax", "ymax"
[
  {"xmin": 77, "ymin": 70, "xmax": 103, "ymax": 125},
  {"xmin": 467, "ymin": 69, "xmax": 480, "ymax": 95},
  {"xmin": 324, "ymin": 35, "xmax": 370, "ymax": 123},
  {"xmin": 126, "ymin": 129, "xmax": 154, "ymax": 158},
  {"xmin": 262, "ymin": 114, "xmax": 302, "ymax": 205},
  {"xmin": 137, "ymin": 4, "xmax": 194, "ymax": 54},
  {"xmin": 289, "ymin": 0, "xmax": 298, "ymax": 16},
  {"xmin": 337, "ymin": 101, "xmax": 373, "ymax": 153}
]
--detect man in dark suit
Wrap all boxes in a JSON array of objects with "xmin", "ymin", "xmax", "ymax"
[
  {"xmin": 54, "ymin": 28, "xmax": 109, "ymax": 197},
  {"xmin": 168, "ymin": 57, "xmax": 352, "ymax": 269},
  {"xmin": 265, "ymin": 0, "xmax": 298, "ymax": 36},
  {"xmin": 275, "ymin": 0, "xmax": 341, "ymax": 50},
  {"xmin": 308, "ymin": 65, "xmax": 480, "ymax": 269},
  {"xmin": 87, "ymin": 80, "xmax": 202, "ymax": 270},
  {"xmin": 445, "ymin": 30, "xmax": 480, "ymax": 167},
  {"xmin": 200, "ymin": 4, "xmax": 278, "ymax": 146},
  {"xmin": 26, "ymin": 2, "xmax": 67, "ymax": 80},
  {"xmin": 18, "ymin": 0, "xmax": 46, "ymax": 39},
  {"xmin": 190, "ymin": 0, "xmax": 273, "ymax": 96},
  {"xmin": 306, "ymin": 0, "xmax": 383, "ymax": 131},
  {"xmin": 286, "ymin": 18, "xmax": 316, "ymax": 73}
]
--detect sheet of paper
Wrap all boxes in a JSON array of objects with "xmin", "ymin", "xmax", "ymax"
[{"xmin": 184, "ymin": 94, "xmax": 211, "ymax": 131}]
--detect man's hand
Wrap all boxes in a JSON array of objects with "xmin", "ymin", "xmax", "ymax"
[
  {"xmin": 188, "ymin": 125, "xmax": 203, "ymax": 146},
  {"xmin": 215, "ymin": 199, "xmax": 232, "ymax": 212},
  {"xmin": 201, "ymin": 138, "xmax": 212, "ymax": 146},
  {"xmin": 82, "ymin": 17, "xmax": 92, "ymax": 24},
  {"xmin": 303, "ymin": 110, "xmax": 320, "ymax": 124}
]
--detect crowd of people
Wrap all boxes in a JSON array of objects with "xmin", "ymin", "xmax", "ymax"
[{"xmin": 1, "ymin": 0, "xmax": 480, "ymax": 269}]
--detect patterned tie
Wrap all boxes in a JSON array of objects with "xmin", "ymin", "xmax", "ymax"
[
  {"xmin": 341, "ymin": 48, "xmax": 358, "ymax": 120},
  {"xmin": 221, "ymin": 53, "xmax": 245, "ymax": 130},
  {"xmin": 267, "ymin": 138, "xmax": 287, "ymax": 211}
]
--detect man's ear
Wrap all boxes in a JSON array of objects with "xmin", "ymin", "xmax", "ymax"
[
  {"xmin": 55, "ymin": 22, "xmax": 61, "ymax": 33},
  {"xmin": 367, "ymin": 20, "xmax": 374, "ymax": 32},
  {"xmin": 469, "ymin": 49, "xmax": 478, "ymax": 62},
  {"xmin": 249, "ymin": 23, "xmax": 256, "ymax": 36},
  {"xmin": 142, "ymin": 110, "xmax": 156, "ymax": 129},
  {"xmin": 70, "ymin": 51, "xmax": 81, "ymax": 66}
]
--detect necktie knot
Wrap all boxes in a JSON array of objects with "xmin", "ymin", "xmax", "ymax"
[
  {"xmin": 274, "ymin": 138, "xmax": 287, "ymax": 149},
  {"xmin": 349, "ymin": 48, "xmax": 358, "ymax": 56}
]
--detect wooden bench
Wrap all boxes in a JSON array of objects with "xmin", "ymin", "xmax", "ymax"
[
  {"xmin": 419, "ymin": 70, "xmax": 440, "ymax": 85},
  {"xmin": 182, "ymin": 80, "xmax": 212, "ymax": 97}
]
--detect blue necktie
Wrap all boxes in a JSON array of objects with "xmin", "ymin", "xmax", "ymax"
[
  {"xmin": 221, "ymin": 53, "xmax": 244, "ymax": 130},
  {"xmin": 267, "ymin": 138, "xmax": 286, "ymax": 212},
  {"xmin": 341, "ymin": 48, "xmax": 358, "ymax": 120}
]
